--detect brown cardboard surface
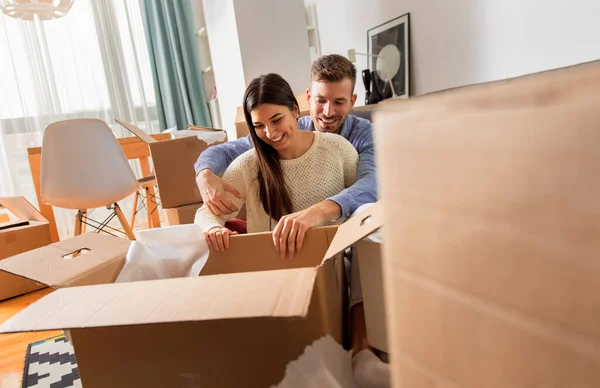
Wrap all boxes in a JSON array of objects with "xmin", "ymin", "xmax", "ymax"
[
  {"xmin": 162, "ymin": 202, "xmax": 202, "ymax": 226},
  {"xmin": 0, "ymin": 197, "xmax": 52, "ymax": 300},
  {"xmin": 70, "ymin": 312, "xmax": 327, "ymax": 388},
  {"xmin": 0, "ymin": 268, "xmax": 318, "ymax": 332},
  {"xmin": 0, "ymin": 221, "xmax": 51, "ymax": 260},
  {"xmin": 0, "ymin": 271, "xmax": 45, "ymax": 301},
  {"xmin": 202, "ymin": 226, "xmax": 337, "ymax": 275},
  {"xmin": 375, "ymin": 60, "xmax": 600, "ymax": 387},
  {"xmin": 0, "ymin": 197, "xmax": 47, "ymax": 223},
  {"xmin": 149, "ymin": 136, "xmax": 226, "ymax": 208},
  {"xmin": 114, "ymin": 119, "xmax": 158, "ymax": 143},
  {"xmin": 356, "ymin": 240, "xmax": 387, "ymax": 352},
  {"xmin": 0, "ymin": 232, "xmax": 131, "ymax": 288},
  {"xmin": 115, "ymin": 120, "xmax": 227, "ymax": 209},
  {"xmin": 323, "ymin": 202, "xmax": 383, "ymax": 261}
]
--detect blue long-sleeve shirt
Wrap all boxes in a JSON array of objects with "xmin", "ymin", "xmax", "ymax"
[{"xmin": 194, "ymin": 115, "xmax": 378, "ymax": 219}]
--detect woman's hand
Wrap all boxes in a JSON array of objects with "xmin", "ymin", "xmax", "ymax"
[
  {"xmin": 204, "ymin": 227, "xmax": 238, "ymax": 251},
  {"xmin": 272, "ymin": 201, "xmax": 340, "ymax": 260}
]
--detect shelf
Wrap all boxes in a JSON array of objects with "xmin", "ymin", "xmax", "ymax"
[{"xmin": 196, "ymin": 27, "xmax": 207, "ymax": 38}]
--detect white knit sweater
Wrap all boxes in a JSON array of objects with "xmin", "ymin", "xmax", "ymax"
[{"xmin": 194, "ymin": 132, "xmax": 358, "ymax": 233}]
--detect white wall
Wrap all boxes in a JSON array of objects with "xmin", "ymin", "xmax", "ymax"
[
  {"xmin": 306, "ymin": 0, "xmax": 600, "ymax": 105},
  {"xmin": 235, "ymin": 0, "xmax": 311, "ymax": 96},
  {"xmin": 203, "ymin": 0, "xmax": 311, "ymax": 138},
  {"xmin": 202, "ymin": 0, "xmax": 247, "ymax": 140}
]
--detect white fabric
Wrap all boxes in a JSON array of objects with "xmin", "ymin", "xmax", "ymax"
[
  {"xmin": 273, "ymin": 335, "xmax": 360, "ymax": 388},
  {"xmin": 168, "ymin": 128, "xmax": 228, "ymax": 145},
  {"xmin": 0, "ymin": 0, "xmax": 159, "ymax": 239},
  {"xmin": 116, "ymin": 224, "xmax": 210, "ymax": 283}
]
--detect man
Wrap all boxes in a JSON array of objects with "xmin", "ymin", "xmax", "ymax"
[
  {"xmin": 194, "ymin": 54, "xmax": 377, "ymax": 258},
  {"xmin": 195, "ymin": 54, "xmax": 389, "ymax": 387}
]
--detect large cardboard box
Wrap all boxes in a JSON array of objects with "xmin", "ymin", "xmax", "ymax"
[
  {"xmin": 0, "ymin": 225, "xmax": 357, "ymax": 388},
  {"xmin": 375, "ymin": 60, "xmax": 600, "ymax": 387},
  {"xmin": 115, "ymin": 120, "xmax": 227, "ymax": 208},
  {"xmin": 0, "ymin": 197, "xmax": 53, "ymax": 301}
]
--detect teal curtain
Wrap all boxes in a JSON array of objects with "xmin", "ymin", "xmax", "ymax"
[{"xmin": 141, "ymin": 0, "xmax": 212, "ymax": 130}]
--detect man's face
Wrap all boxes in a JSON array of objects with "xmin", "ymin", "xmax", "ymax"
[{"xmin": 307, "ymin": 78, "xmax": 357, "ymax": 133}]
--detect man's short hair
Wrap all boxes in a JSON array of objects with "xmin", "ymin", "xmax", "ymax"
[{"xmin": 310, "ymin": 54, "xmax": 357, "ymax": 92}]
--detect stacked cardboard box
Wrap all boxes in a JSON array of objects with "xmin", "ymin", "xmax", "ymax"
[
  {"xmin": 0, "ymin": 197, "xmax": 52, "ymax": 301},
  {"xmin": 115, "ymin": 120, "xmax": 227, "ymax": 225}
]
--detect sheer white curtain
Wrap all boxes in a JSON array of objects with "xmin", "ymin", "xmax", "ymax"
[{"xmin": 0, "ymin": 0, "xmax": 159, "ymax": 239}]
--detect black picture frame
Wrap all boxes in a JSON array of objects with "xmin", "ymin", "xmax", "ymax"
[{"xmin": 367, "ymin": 13, "xmax": 410, "ymax": 99}]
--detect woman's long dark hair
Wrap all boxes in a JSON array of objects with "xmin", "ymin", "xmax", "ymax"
[{"xmin": 243, "ymin": 73, "xmax": 299, "ymax": 222}]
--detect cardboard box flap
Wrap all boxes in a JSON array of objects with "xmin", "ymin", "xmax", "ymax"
[
  {"xmin": 0, "ymin": 267, "xmax": 318, "ymax": 333},
  {"xmin": 0, "ymin": 233, "xmax": 130, "ymax": 287},
  {"xmin": 114, "ymin": 119, "xmax": 158, "ymax": 144},
  {"xmin": 0, "ymin": 197, "xmax": 47, "ymax": 223},
  {"xmin": 202, "ymin": 226, "xmax": 338, "ymax": 275},
  {"xmin": 188, "ymin": 124, "xmax": 225, "ymax": 132},
  {"xmin": 323, "ymin": 202, "xmax": 384, "ymax": 260}
]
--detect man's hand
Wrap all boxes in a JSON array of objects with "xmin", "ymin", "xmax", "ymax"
[
  {"xmin": 196, "ymin": 169, "xmax": 242, "ymax": 216},
  {"xmin": 272, "ymin": 200, "xmax": 341, "ymax": 261},
  {"xmin": 205, "ymin": 226, "xmax": 238, "ymax": 251}
]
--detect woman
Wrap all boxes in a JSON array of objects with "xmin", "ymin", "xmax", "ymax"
[
  {"xmin": 194, "ymin": 73, "xmax": 358, "ymax": 257},
  {"xmin": 195, "ymin": 73, "xmax": 389, "ymax": 388}
]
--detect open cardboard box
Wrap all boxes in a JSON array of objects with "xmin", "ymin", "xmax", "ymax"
[
  {"xmin": 115, "ymin": 119, "xmax": 227, "ymax": 209},
  {"xmin": 0, "ymin": 197, "xmax": 53, "ymax": 301},
  {"xmin": 0, "ymin": 211, "xmax": 386, "ymax": 388},
  {"xmin": 375, "ymin": 60, "xmax": 600, "ymax": 387}
]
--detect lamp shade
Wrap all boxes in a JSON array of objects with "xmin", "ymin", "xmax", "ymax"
[{"xmin": 0, "ymin": 0, "xmax": 73, "ymax": 21}]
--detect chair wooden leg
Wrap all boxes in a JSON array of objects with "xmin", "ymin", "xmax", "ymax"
[
  {"xmin": 130, "ymin": 190, "xmax": 139, "ymax": 229},
  {"xmin": 81, "ymin": 209, "xmax": 88, "ymax": 234},
  {"xmin": 145, "ymin": 187, "xmax": 153, "ymax": 228},
  {"xmin": 74, "ymin": 210, "xmax": 84, "ymax": 236},
  {"xmin": 114, "ymin": 203, "xmax": 136, "ymax": 240}
]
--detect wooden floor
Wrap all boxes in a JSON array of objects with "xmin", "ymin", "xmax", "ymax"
[{"xmin": 0, "ymin": 289, "xmax": 60, "ymax": 388}]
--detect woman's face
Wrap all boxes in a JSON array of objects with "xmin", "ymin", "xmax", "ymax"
[{"xmin": 250, "ymin": 103, "xmax": 298, "ymax": 153}]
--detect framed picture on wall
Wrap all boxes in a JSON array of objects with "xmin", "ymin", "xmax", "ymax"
[{"xmin": 367, "ymin": 13, "xmax": 410, "ymax": 100}]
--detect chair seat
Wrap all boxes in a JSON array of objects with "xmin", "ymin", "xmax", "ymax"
[
  {"xmin": 42, "ymin": 185, "xmax": 137, "ymax": 210},
  {"xmin": 40, "ymin": 118, "xmax": 140, "ymax": 211}
]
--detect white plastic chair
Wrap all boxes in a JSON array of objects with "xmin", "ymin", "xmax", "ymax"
[{"xmin": 41, "ymin": 118, "xmax": 139, "ymax": 239}]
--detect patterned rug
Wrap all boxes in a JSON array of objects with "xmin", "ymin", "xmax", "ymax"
[{"xmin": 22, "ymin": 335, "xmax": 81, "ymax": 388}]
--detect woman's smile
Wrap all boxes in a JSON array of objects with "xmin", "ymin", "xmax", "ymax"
[{"xmin": 269, "ymin": 134, "xmax": 284, "ymax": 143}]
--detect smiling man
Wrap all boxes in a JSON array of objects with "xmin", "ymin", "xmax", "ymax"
[{"xmin": 194, "ymin": 54, "xmax": 377, "ymax": 226}]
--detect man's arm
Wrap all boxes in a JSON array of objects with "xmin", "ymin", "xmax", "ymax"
[
  {"xmin": 328, "ymin": 127, "xmax": 378, "ymax": 219},
  {"xmin": 195, "ymin": 135, "xmax": 253, "ymax": 215},
  {"xmin": 194, "ymin": 135, "xmax": 253, "ymax": 176}
]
